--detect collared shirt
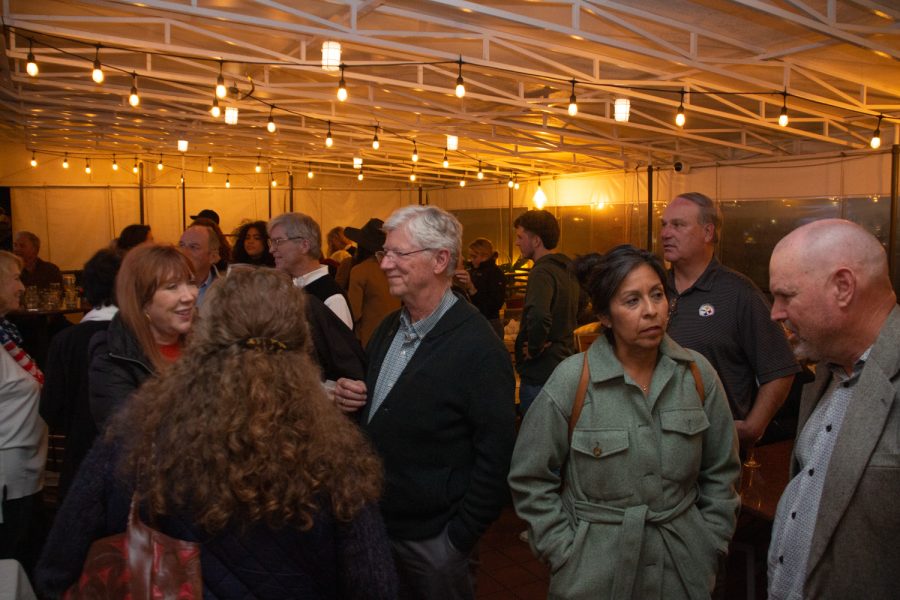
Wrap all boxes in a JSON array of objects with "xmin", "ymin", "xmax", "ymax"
[
  {"xmin": 666, "ymin": 257, "xmax": 799, "ymax": 419},
  {"xmin": 80, "ymin": 304, "xmax": 118, "ymax": 323},
  {"xmin": 196, "ymin": 266, "xmax": 218, "ymax": 307},
  {"xmin": 767, "ymin": 348, "xmax": 871, "ymax": 600},
  {"xmin": 294, "ymin": 265, "xmax": 353, "ymax": 329},
  {"xmin": 368, "ymin": 289, "xmax": 457, "ymax": 422}
]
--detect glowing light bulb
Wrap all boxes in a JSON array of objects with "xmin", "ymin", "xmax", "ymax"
[
  {"xmin": 225, "ymin": 175, "xmax": 231, "ymax": 188},
  {"xmin": 207, "ymin": 157, "xmax": 213, "ymax": 173},
  {"xmin": 112, "ymin": 155, "xmax": 118, "ymax": 171},
  {"xmin": 412, "ymin": 142, "xmax": 419, "ymax": 163},
  {"xmin": 271, "ymin": 177, "xmax": 277, "ymax": 187},
  {"xmin": 26, "ymin": 44, "xmax": 38, "ymax": 77},
  {"xmin": 372, "ymin": 129, "xmax": 380, "ymax": 150},
  {"xmin": 30, "ymin": 152, "xmax": 37, "ymax": 167},
  {"xmin": 85, "ymin": 159, "xmax": 91, "ymax": 174},
  {"xmin": 255, "ymin": 157, "xmax": 262, "ymax": 173},
  {"xmin": 454, "ymin": 59, "xmax": 465, "ymax": 98},
  {"xmin": 63, "ymin": 154, "xmax": 69, "ymax": 169},
  {"xmin": 357, "ymin": 169, "xmax": 364, "ymax": 181},
  {"xmin": 477, "ymin": 162, "xmax": 484, "ymax": 180},
  {"xmin": 92, "ymin": 59, "xmax": 104, "ymax": 84},
  {"xmin": 459, "ymin": 178, "xmax": 466, "ymax": 187},
  {"xmin": 210, "ymin": 98, "xmax": 221, "ymax": 118},
  {"xmin": 157, "ymin": 156, "xmax": 163, "ymax": 171},
  {"xmin": 778, "ymin": 106, "xmax": 789, "ymax": 127},
  {"xmin": 567, "ymin": 80, "xmax": 577, "ymax": 116},
  {"xmin": 410, "ymin": 171, "xmax": 416, "ymax": 182},
  {"xmin": 216, "ymin": 70, "xmax": 227, "ymax": 99},
  {"xmin": 128, "ymin": 74, "xmax": 140, "ymax": 107},
  {"xmin": 267, "ymin": 112, "xmax": 276, "ymax": 133},
  {"xmin": 325, "ymin": 122, "xmax": 334, "ymax": 148},
  {"xmin": 132, "ymin": 158, "xmax": 138, "ymax": 174},
  {"xmin": 337, "ymin": 66, "xmax": 348, "ymax": 102},
  {"xmin": 675, "ymin": 109, "xmax": 686, "ymax": 127},
  {"xmin": 442, "ymin": 151, "xmax": 449, "ymax": 168}
]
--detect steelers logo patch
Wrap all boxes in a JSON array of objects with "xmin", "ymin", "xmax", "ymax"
[{"xmin": 698, "ymin": 303, "xmax": 715, "ymax": 317}]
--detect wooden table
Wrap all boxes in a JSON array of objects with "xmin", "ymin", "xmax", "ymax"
[{"xmin": 740, "ymin": 439, "xmax": 794, "ymax": 521}]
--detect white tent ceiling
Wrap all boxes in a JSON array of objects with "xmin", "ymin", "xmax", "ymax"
[{"xmin": 1, "ymin": 0, "xmax": 899, "ymax": 187}]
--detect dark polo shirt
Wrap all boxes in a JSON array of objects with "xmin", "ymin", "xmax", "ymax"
[{"xmin": 666, "ymin": 257, "xmax": 799, "ymax": 420}]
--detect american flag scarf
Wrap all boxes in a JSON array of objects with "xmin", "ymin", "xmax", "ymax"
[{"xmin": 0, "ymin": 318, "xmax": 44, "ymax": 386}]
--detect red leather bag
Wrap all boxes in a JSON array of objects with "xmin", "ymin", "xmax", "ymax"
[{"xmin": 64, "ymin": 496, "xmax": 202, "ymax": 599}]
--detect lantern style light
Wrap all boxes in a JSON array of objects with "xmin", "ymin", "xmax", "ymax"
[
  {"xmin": 614, "ymin": 98, "xmax": 630, "ymax": 122},
  {"xmin": 321, "ymin": 41, "xmax": 341, "ymax": 71},
  {"xmin": 224, "ymin": 106, "xmax": 239, "ymax": 125}
]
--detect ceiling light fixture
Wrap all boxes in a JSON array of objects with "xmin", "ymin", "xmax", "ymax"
[
  {"xmin": 321, "ymin": 41, "xmax": 341, "ymax": 71},
  {"xmin": 410, "ymin": 170, "xmax": 417, "ymax": 182},
  {"xmin": 307, "ymin": 162, "xmax": 314, "ymax": 179},
  {"xmin": 225, "ymin": 174, "xmax": 231, "ymax": 188},
  {"xmin": 337, "ymin": 64, "xmax": 348, "ymax": 102},
  {"xmin": 507, "ymin": 175, "xmax": 514, "ymax": 188},
  {"xmin": 459, "ymin": 177, "xmax": 466, "ymax": 187},
  {"xmin": 477, "ymin": 161, "xmax": 484, "ymax": 180},
  {"xmin": 455, "ymin": 57, "xmax": 465, "ymax": 98},
  {"xmin": 411, "ymin": 141, "xmax": 419, "ymax": 163},
  {"xmin": 446, "ymin": 135, "xmax": 458, "ymax": 151},
  {"xmin": 255, "ymin": 156, "xmax": 262, "ymax": 173},
  {"xmin": 533, "ymin": 176, "xmax": 547, "ymax": 209},
  {"xmin": 132, "ymin": 157, "xmax": 138, "ymax": 174},
  {"xmin": 30, "ymin": 151, "xmax": 37, "ymax": 167},
  {"xmin": 62, "ymin": 153, "xmax": 69, "ymax": 169},
  {"xmin": 91, "ymin": 46, "xmax": 104, "ymax": 84},
  {"xmin": 614, "ymin": 98, "xmax": 630, "ymax": 122},
  {"xmin": 177, "ymin": 139, "xmax": 188, "ymax": 152},
  {"xmin": 568, "ymin": 80, "xmax": 578, "ymax": 116},
  {"xmin": 207, "ymin": 156, "xmax": 213, "ymax": 173},
  {"xmin": 271, "ymin": 176, "xmax": 277, "ymax": 187},
  {"xmin": 870, "ymin": 115, "xmax": 883, "ymax": 149},
  {"xmin": 442, "ymin": 149, "xmax": 449, "ymax": 168},
  {"xmin": 778, "ymin": 91, "xmax": 789, "ymax": 127},
  {"xmin": 128, "ymin": 73, "xmax": 140, "ymax": 107},
  {"xmin": 26, "ymin": 40, "xmax": 38, "ymax": 77},
  {"xmin": 157, "ymin": 154, "xmax": 163, "ymax": 171},
  {"xmin": 325, "ymin": 121, "xmax": 334, "ymax": 147},
  {"xmin": 112, "ymin": 154, "xmax": 118, "ymax": 170},
  {"xmin": 357, "ymin": 168, "xmax": 364, "ymax": 181},
  {"xmin": 675, "ymin": 90, "xmax": 686, "ymax": 127},
  {"xmin": 267, "ymin": 107, "xmax": 277, "ymax": 133},
  {"xmin": 216, "ymin": 61, "xmax": 227, "ymax": 99},
  {"xmin": 372, "ymin": 126, "xmax": 380, "ymax": 150},
  {"xmin": 210, "ymin": 97, "xmax": 221, "ymax": 118},
  {"xmin": 224, "ymin": 106, "xmax": 238, "ymax": 125},
  {"xmin": 85, "ymin": 158, "xmax": 91, "ymax": 174},
  {"xmin": 353, "ymin": 156, "xmax": 363, "ymax": 168}
]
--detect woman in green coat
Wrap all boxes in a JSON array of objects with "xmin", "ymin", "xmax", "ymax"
[{"xmin": 508, "ymin": 245, "xmax": 740, "ymax": 599}]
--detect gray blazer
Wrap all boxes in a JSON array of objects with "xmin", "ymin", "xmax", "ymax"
[{"xmin": 793, "ymin": 305, "xmax": 900, "ymax": 599}]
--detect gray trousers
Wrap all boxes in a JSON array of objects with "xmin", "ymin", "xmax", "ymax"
[{"xmin": 391, "ymin": 525, "xmax": 479, "ymax": 600}]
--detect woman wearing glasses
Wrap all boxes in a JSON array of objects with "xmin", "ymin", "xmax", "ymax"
[{"xmin": 508, "ymin": 245, "xmax": 740, "ymax": 600}]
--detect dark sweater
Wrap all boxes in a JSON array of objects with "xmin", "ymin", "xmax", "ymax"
[
  {"xmin": 469, "ymin": 260, "xmax": 506, "ymax": 321},
  {"xmin": 35, "ymin": 436, "xmax": 398, "ymax": 600},
  {"xmin": 361, "ymin": 297, "xmax": 516, "ymax": 553}
]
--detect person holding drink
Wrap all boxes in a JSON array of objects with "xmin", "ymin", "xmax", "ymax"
[{"xmin": 454, "ymin": 238, "xmax": 506, "ymax": 338}]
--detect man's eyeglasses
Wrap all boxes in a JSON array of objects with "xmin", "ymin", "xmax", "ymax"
[
  {"xmin": 376, "ymin": 248, "xmax": 435, "ymax": 262},
  {"xmin": 267, "ymin": 236, "xmax": 303, "ymax": 249}
]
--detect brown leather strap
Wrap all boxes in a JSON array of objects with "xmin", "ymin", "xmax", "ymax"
[
  {"xmin": 689, "ymin": 361, "xmax": 705, "ymax": 406},
  {"xmin": 568, "ymin": 352, "xmax": 591, "ymax": 442}
]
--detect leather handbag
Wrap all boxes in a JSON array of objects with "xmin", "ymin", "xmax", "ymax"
[{"xmin": 64, "ymin": 495, "xmax": 202, "ymax": 599}]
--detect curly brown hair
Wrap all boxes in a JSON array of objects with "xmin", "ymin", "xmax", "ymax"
[{"xmin": 111, "ymin": 267, "xmax": 382, "ymax": 532}]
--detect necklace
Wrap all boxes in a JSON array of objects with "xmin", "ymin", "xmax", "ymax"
[{"xmin": 639, "ymin": 383, "xmax": 649, "ymax": 393}]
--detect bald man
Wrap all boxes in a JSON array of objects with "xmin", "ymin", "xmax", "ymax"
[{"xmin": 767, "ymin": 219, "xmax": 899, "ymax": 600}]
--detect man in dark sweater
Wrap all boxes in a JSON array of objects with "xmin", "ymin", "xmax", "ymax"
[
  {"xmin": 335, "ymin": 205, "xmax": 515, "ymax": 600},
  {"xmin": 513, "ymin": 210, "xmax": 580, "ymax": 415}
]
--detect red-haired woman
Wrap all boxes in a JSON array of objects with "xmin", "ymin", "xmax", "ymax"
[{"xmin": 88, "ymin": 244, "xmax": 197, "ymax": 428}]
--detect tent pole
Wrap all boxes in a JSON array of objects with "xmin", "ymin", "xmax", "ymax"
[
  {"xmin": 646, "ymin": 165, "xmax": 654, "ymax": 251},
  {"xmin": 288, "ymin": 171, "xmax": 294, "ymax": 213},
  {"xmin": 181, "ymin": 175, "xmax": 186, "ymax": 230},
  {"xmin": 890, "ymin": 143, "xmax": 899, "ymax": 294},
  {"xmin": 138, "ymin": 161, "xmax": 145, "ymax": 224},
  {"xmin": 508, "ymin": 184, "xmax": 514, "ymax": 264}
]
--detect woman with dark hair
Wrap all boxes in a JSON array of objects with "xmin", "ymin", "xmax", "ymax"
[
  {"xmin": 232, "ymin": 220, "xmax": 275, "ymax": 267},
  {"xmin": 88, "ymin": 244, "xmax": 197, "ymax": 428},
  {"xmin": 40, "ymin": 248, "xmax": 121, "ymax": 500},
  {"xmin": 36, "ymin": 268, "xmax": 397, "ymax": 599},
  {"xmin": 344, "ymin": 219, "xmax": 399, "ymax": 347},
  {"xmin": 508, "ymin": 244, "xmax": 740, "ymax": 600},
  {"xmin": 114, "ymin": 224, "xmax": 152, "ymax": 254}
]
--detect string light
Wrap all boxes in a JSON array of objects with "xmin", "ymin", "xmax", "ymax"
[
  {"xmin": 62, "ymin": 153, "xmax": 69, "ymax": 169},
  {"xmin": 207, "ymin": 156, "xmax": 213, "ymax": 173},
  {"xmin": 255, "ymin": 156, "xmax": 262, "ymax": 173},
  {"xmin": 410, "ymin": 169, "xmax": 416, "ymax": 182},
  {"xmin": 26, "ymin": 40, "xmax": 38, "ymax": 77},
  {"xmin": 337, "ymin": 64, "xmax": 348, "ymax": 102},
  {"xmin": 132, "ymin": 157, "xmax": 138, "ymax": 174},
  {"xmin": 85, "ymin": 158, "xmax": 91, "ymax": 174},
  {"xmin": 128, "ymin": 73, "xmax": 140, "ymax": 107},
  {"xmin": 455, "ymin": 57, "xmax": 465, "ymax": 98},
  {"xmin": 91, "ymin": 46, "xmax": 104, "ymax": 84},
  {"xmin": 411, "ymin": 141, "xmax": 419, "ymax": 163},
  {"xmin": 210, "ymin": 97, "xmax": 221, "ymax": 118},
  {"xmin": 357, "ymin": 168, "xmax": 364, "ymax": 181},
  {"xmin": 157, "ymin": 154, "xmax": 163, "ymax": 171},
  {"xmin": 477, "ymin": 161, "xmax": 484, "ymax": 180},
  {"xmin": 870, "ymin": 115, "xmax": 883, "ymax": 149},
  {"xmin": 442, "ymin": 149, "xmax": 449, "ymax": 168},
  {"xmin": 778, "ymin": 92, "xmax": 789, "ymax": 127},
  {"xmin": 533, "ymin": 176, "xmax": 547, "ymax": 209},
  {"xmin": 216, "ymin": 61, "xmax": 227, "ymax": 99},
  {"xmin": 180, "ymin": 173, "xmax": 185, "ymax": 185},
  {"xmin": 30, "ymin": 151, "xmax": 37, "ymax": 167},
  {"xmin": 267, "ymin": 108, "xmax": 277, "ymax": 133},
  {"xmin": 225, "ymin": 174, "xmax": 231, "ymax": 188},
  {"xmin": 507, "ymin": 175, "xmax": 514, "ymax": 188},
  {"xmin": 568, "ymin": 80, "xmax": 578, "ymax": 116},
  {"xmin": 112, "ymin": 154, "xmax": 118, "ymax": 170},
  {"xmin": 307, "ymin": 163, "xmax": 314, "ymax": 179},
  {"xmin": 614, "ymin": 98, "xmax": 630, "ymax": 122},
  {"xmin": 271, "ymin": 175, "xmax": 277, "ymax": 187},
  {"xmin": 325, "ymin": 121, "xmax": 334, "ymax": 147},
  {"xmin": 675, "ymin": 90, "xmax": 685, "ymax": 127},
  {"xmin": 459, "ymin": 177, "xmax": 466, "ymax": 187},
  {"xmin": 372, "ymin": 126, "xmax": 380, "ymax": 150}
]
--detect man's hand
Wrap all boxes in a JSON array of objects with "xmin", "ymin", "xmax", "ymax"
[
  {"xmin": 334, "ymin": 377, "xmax": 368, "ymax": 414},
  {"xmin": 734, "ymin": 418, "xmax": 765, "ymax": 448}
]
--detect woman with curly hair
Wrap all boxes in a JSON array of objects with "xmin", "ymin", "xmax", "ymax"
[
  {"xmin": 232, "ymin": 220, "xmax": 275, "ymax": 267},
  {"xmin": 36, "ymin": 268, "xmax": 396, "ymax": 599}
]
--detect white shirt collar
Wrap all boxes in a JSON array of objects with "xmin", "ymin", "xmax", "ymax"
[
  {"xmin": 81, "ymin": 304, "xmax": 119, "ymax": 322},
  {"xmin": 293, "ymin": 264, "xmax": 329, "ymax": 288}
]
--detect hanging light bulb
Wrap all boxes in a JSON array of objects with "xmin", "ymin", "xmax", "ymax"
[
  {"xmin": 410, "ymin": 169, "xmax": 417, "ymax": 182},
  {"xmin": 307, "ymin": 163, "xmax": 314, "ymax": 179},
  {"xmin": 372, "ymin": 126, "xmax": 380, "ymax": 150},
  {"xmin": 442, "ymin": 149, "xmax": 449, "ymax": 168},
  {"xmin": 62, "ymin": 153, "xmax": 69, "ymax": 169},
  {"xmin": 271, "ymin": 176, "xmax": 277, "ymax": 187},
  {"xmin": 325, "ymin": 121, "xmax": 334, "ymax": 147},
  {"xmin": 255, "ymin": 156, "xmax": 262, "ymax": 173},
  {"xmin": 675, "ymin": 90, "xmax": 686, "ymax": 127},
  {"xmin": 85, "ymin": 158, "xmax": 91, "ymax": 174},
  {"xmin": 614, "ymin": 98, "xmax": 630, "ymax": 122},
  {"xmin": 357, "ymin": 168, "xmax": 364, "ymax": 181},
  {"xmin": 533, "ymin": 177, "xmax": 547, "ymax": 209},
  {"xmin": 514, "ymin": 174, "xmax": 520, "ymax": 190},
  {"xmin": 507, "ymin": 176, "xmax": 514, "ymax": 188},
  {"xmin": 411, "ymin": 141, "xmax": 419, "ymax": 163},
  {"xmin": 157, "ymin": 155, "xmax": 163, "ymax": 171},
  {"xmin": 568, "ymin": 80, "xmax": 578, "ymax": 116},
  {"xmin": 455, "ymin": 57, "xmax": 465, "ymax": 98},
  {"xmin": 112, "ymin": 154, "xmax": 118, "ymax": 171},
  {"xmin": 337, "ymin": 65, "xmax": 348, "ymax": 102},
  {"xmin": 207, "ymin": 156, "xmax": 213, "ymax": 173},
  {"xmin": 128, "ymin": 73, "xmax": 140, "ymax": 107},
  {"xmin": 778, "ymin": 92, "xmax": 789, "ymax": 127},
  {"xmin": 216, "ymin": 62, "xmax": 227, "ymax": 99},
  {"xmin": 132, "ymin": 157, "xmax": 139, "ymax": 174},
  {"xmin": 180, "ymin": 173, "xmax": 185, "ymax": 185},
  {"xmin": 459, "ymin": 177, "xmax": 466, "ymax": 187},
  {"xmin": 210, "ymin": 97, "xmax": 221, "ymax": 118},
  {"xmin": 870, "ymin": 115, "xmax": 883, "ymax": 149},
  {"xmin": 267, "ymin": 108, "xmax": 277, "ymax": 133},
  {"xmin": 26, "ymin": 40, "xmax": 38, "ymax": 77},
  {"xmin": 30, "ymin": 151, "xmax": 37, "ymax": 167},
  {"xmin": 477, "ymin": 161, "xmax": 484, "ymax": 180},
  {"xmin": 225, "ymin": 174, "xmax": 231, "ymax": 188},
  {"xmin": 91, "ymin": 46, "xmax": 104, "ymax": 84}
]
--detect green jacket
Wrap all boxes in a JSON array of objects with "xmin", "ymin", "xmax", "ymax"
[
  {"xmin": 514, "ymin": 253, "xmax": 580, "ymax": 385},
  {"xmin": 509, "ymin": 334, "xmax": 740, "ymax": 600}
]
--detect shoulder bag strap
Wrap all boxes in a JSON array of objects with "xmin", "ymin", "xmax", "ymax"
[
  {"xmin": 689, "ymin": 361, "xmax": 705, "ymax": 406},
  {"xmin": 568, "ymin": 352, "xmax": 591, "ymax": 442}
]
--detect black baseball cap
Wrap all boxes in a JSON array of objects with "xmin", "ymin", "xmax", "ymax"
[{"xmin": 189, "ymin": 209, "xmax": 220, "ymax": 225}]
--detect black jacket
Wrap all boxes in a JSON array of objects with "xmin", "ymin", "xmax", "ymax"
[
  {"xmin": 469, "ymin": 259, "xmax": 506, "ymax": 321},
  {"xmin": 361, "ymin": 297, "xmax": 516, "ymax": 553},
  {"xmin": 88, "ymin": 313, "xmax": 154, "ymax": 429},
  {"xmin": 305, "ymin": 294, "xmax": 366, "ymax": 382}
]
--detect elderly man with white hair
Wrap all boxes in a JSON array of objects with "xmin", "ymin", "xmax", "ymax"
[
  {"xmin": 768, "ymin": 218, "xmax": 899, "ymax": 600},
  {"xmin": 335, "ymin": 205, "xmax": 515, "ymax": 600}
]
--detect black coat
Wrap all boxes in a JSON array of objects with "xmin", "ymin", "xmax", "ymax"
[
  {"xmin": 361, "ymin": 297, "xmax": 516, "ymax": 553},
  {"xmin": 88, "ymin": 314, "xmax": 154, "ymax": 429},
  {"xmin": 468, "ymin": 259, "xmax": 506, "ymax": 321},
  {"xmin": 304, "ymin": 294, "xmax": 366, "ymax": 382}
]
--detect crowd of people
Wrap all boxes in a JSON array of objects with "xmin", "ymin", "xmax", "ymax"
[{"xmin": 0, "ymin": 194, "xmax": 895, "ymax": 600}]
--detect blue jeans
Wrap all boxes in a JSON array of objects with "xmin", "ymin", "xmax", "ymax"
[{"xmin": 518, "ymin": 383, "xmax": 543, "ymax": 417}]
